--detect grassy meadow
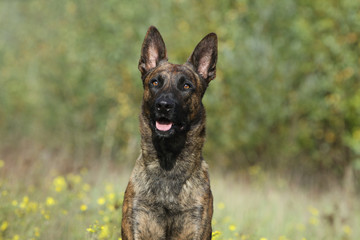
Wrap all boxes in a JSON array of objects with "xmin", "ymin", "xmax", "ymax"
[{"xmin": 0, "ymin": 157, "xmax": 359, "ymax": 240}]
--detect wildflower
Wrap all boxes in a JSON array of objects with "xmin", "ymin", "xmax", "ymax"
[
  {"xmin": 309, "ymin": 216, "xmax": 319, "ymax": 226},
  {"xmin": 87, "ymin": 227, "xmax": 95, "ymax": 233},
  {"xmin": 105, "ymin": 184, "xmax": 114, "ymax": 193},
  {"xmin": 99, "ymin": 225, "xmax": 110, "ymax": 239},
  {"xmin": 53, "ymin": 176, "xmax": 67, "ymax": 192},
  {"xmin": 12, "ymin": 235, "xmax": 20, "ymax": 240},
  {"xmin": 28, "ymin": 201, "xmax": 38, "ymax": 212},
  {"xmin": 217, "ymin": 202, "xmax": 225, "ymax": 210},
  {"xmin": 80, "ymin": 204, "xmax": 88, "ymax": 212},
  {"xmin": 107, "ymin": 204, "xmax": 115, "ymax": 212},
  {"xmin": 278, "ymin": 236, "xmax": 288, "ymax": 240},
  {"xmin": 20, "ymin": 196, "xmax": 29, "ymax": 209},
  {"xmin": 241, "ymin": 235, "xmax": 250, "ymax": 240},
  {"xmin": 46, "ymin": 197, "xmax": 56, "ymax": 206},
  {"xmin": 97, "ymin": 197, "xmax": 106, "ymax": 205},
  {"xmin": 229, "ymin": 224, "xmax": 236, "ymax": 231},
  {"xmin": 12, "ymin": 200, "xmax": 18, "ymax": 207},
  {"xmin": 67, "ymin": 173, "xmax": 82, "ymax": 185},
  {"xmin": 1, "ymin": 221, "xmax": 8, "ymax": 232},
  {"xmin": 342, "ymin": 225, "xmax": 352, "ymax": 235},
  {"xmin": 260, "ymin": 238, "xmax": 268, "ymax": 240},
  {"xmin": 0, "ymin": 159, "xmax": 4, "ymax": 168},
  {"xmin": 41, "ymin": 209, "xmax": 50, "ymax": 220},
  {"xmin": 107, "ymin": 193, "xmax": 115, "ymax": 201},
  {"xmin": 34, "ymin": 227, "xmax": 40, "ymax": 237},
  {"xmin": 212, "ymin": 231, "xmax": 221, "ymax": 239},
  {"xmin": 82, "ymin": 184, "xmax": 91, "ymax": 192},
  {"xmin": 296, "ymin": 223, "xmax": 305, "ymax": 232},
  {"xmin": 308, "ymin": 206, "xmax": 319, "ymax": 216},
  {"xmin": 103, "ymin": 216, "xmax": 110, "ymax": 223}
]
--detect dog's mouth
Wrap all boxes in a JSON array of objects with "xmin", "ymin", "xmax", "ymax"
[{"xmin": 155, "ymin": 118, "xmax": 173, "ymax": 132}]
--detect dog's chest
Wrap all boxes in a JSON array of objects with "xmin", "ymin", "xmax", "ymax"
[{"xmin": 139, "ymin": 166, "xmax": 199, "ymax": 210}]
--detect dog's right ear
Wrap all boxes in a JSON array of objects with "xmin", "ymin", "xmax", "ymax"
[{"xmin": 138, "ymin": 26, "xmax": 168, "ymax": 79}]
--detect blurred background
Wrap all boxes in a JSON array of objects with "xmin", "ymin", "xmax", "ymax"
[
  {"xmin": 1, "ymin": 0, "xmax": 359, "ymax": 185},
  {"xmin": 1, "ymin": 0, "xmax": 360, "ymax": 239}
]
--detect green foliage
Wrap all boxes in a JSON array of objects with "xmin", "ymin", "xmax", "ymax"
[{"xmin": 0, "ymin": 0, "xmax": 359, "ymax": 176}]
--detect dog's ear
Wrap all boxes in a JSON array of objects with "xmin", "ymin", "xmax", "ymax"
[
  {"xmin": 187, "ymin": 33, "xmax": 218, "ymax": 83},
  {"xmin": 138, "ymin": 26, "xmax": 167, "ymax": 78}
]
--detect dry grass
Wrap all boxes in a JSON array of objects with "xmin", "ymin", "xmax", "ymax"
[{"xmin": 0, "ymin": 151, "xmax": 359, "ymax": 240}]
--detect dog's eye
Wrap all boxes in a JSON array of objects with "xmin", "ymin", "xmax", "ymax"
[
  {"xmin": 183, "ymin": 84, "xmax": 191, "ymax": 90},
  {"xmin": 151, "ymin": 80, "xmax": 159, "ymax": 87}
]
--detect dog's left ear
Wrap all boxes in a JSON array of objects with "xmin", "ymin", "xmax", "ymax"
[
  {"xmin": 138, "ymin": 26, "xmax": 168, "ymax": 79},
  {"xmin": 187, "ymin": 33, "xmax": 218, "ymax": 83}
]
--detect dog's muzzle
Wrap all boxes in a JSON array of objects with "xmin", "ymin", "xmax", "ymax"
[{"xmin": 154, "ymin": 97, "xmax": 176, "ymax": 132}]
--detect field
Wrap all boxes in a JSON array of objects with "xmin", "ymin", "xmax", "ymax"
[
  {"xmin": 1, "ymin": 0, "xmax": 360, "ymax": 239},
  {"xmin": 0, "ymin": 157, "xmax": 358, "ymax": 240}
]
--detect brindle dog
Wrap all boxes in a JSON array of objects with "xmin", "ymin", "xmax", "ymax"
[{"xmin": 121, "ymin": 26, "xmax": 217, "ymax": 240}]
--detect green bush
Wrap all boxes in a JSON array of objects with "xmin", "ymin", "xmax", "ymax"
[{"xmin": 0, "ymin": 0, "xmax": 359, "ymax": 177}]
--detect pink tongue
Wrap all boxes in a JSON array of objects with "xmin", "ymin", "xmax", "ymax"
[{"xmin": 156, "ymin": 121, "xmax": 173, "ymax": 131}]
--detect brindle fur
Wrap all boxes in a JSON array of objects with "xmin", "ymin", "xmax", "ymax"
[{"xmin": 121, "ymin": 26, "xmax": 217, "ymax": 240}]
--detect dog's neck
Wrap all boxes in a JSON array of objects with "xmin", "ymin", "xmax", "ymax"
[{"xmin": 139, "ymin": 114, "xmax": 206, "ymax": 172}]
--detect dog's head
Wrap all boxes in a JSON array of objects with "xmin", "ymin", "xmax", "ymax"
[{"xmin": 139, "ymin": 26, "xmax": 217, "ymax": 138}]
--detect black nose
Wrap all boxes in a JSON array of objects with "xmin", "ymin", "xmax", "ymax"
[{"xmin": 155, "ymin": 99, "xmax": 175, "ymax": 113}]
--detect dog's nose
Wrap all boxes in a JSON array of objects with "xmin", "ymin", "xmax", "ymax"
[{"xmin": 155, "ymin": 100, "xmax": 175, "ymax": 113}]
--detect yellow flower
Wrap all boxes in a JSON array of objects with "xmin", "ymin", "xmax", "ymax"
[
  {"xmin": 212, "ymin": 231, "xmax": 221, "ymax": 239},
  {"xmin": 105, "ymin": 184, "xmax": 114, "ymax": 193},
  {"xmin": 107, "ymin": 193, "xmax": 115, "ymax": 201},
  {"xmin": 28, "ymin": 202, "xmax": 38, "ymax": 212},
  {"xmin": 1, "ymin": 221, "xmax": 8, "ymax": 232},
  {"xmin": 80, "ymin": 204, "xmax": 88, "ymax": 211},
  {"xmin": 12, "ymin": 235, "xmax": 20, "ymax": 240},
  {"xmin": 343, "ymin": 225, "xmax": 352, "ymax": 235},
  {"xmin": 12, "ymin": 200, "xmax": 18, "ymax": 206},
  {"xmin": 53, "ymin": 176, "xmax": 67, "ymax": 192},
  {"xmin": 103, "ymin": 216, "xmax": 110, "ymax": 223},
  {"xmin": 97, "ymin": 197, "xmax": 106, "ymax": 205},
  {"xmin": 41, "ymin": 209, "xmax": 50, "ymax": 220},
  {"xmin": 20, "ymin": 196, "xmax": 29, "ymax": 209},
  {"xmin": 46, "ymin": 197, "xmax": 56, "ymax": 206},
  {"xmin": 260, "ymin": 238, "xmax": 268, "ymax": 240},
  {"xmin": 229, "ymin": 224, "xmax": 236, "ymax": 231},
  {"xmin": 67, "ymin": 173, "xmax": 82, "ymax": 185},
  {"xmin": 0, "ymin": 160, "xmax": 4, "ymax": 168},
  {"xmin": 309, "ymin": 216, "xmax": 319, "ymax": 226},
  {"xmin": 241, "ymin": 235, "xmax": 250, "ymax": 240},
  {"xmin": 82, "ymin": 184, "xmax": 91, "ymax": 192},
  {"xmin": 34, "ymin": 227, "xmax": 40, "ymax": 237},
  {"xmin": 296, "ymin": 223, "xmax": 305, "ymax": 232},
  {"xmin": 308, "ymin": 206, "xmax": 319, "ymax": 216},
  {"xmin": 87, "ymin": 227, "xmax": 95, "ymax": 233},
  {"xmin": 99, "ymin": 225, "xmax": 110, "ymax": 239},
  {"xmin": 217, "ymin": 202, "xmax": 225, "ymax": 210}
]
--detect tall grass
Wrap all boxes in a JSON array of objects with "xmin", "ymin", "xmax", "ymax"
[{"xmin": 0, "ymin": 157, "xmax": 358, "ymax": 240}]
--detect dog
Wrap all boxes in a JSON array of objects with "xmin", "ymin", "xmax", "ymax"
[{"xmin": 121, "ymin": 26, "xmax": 217, "ymax": 240}]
